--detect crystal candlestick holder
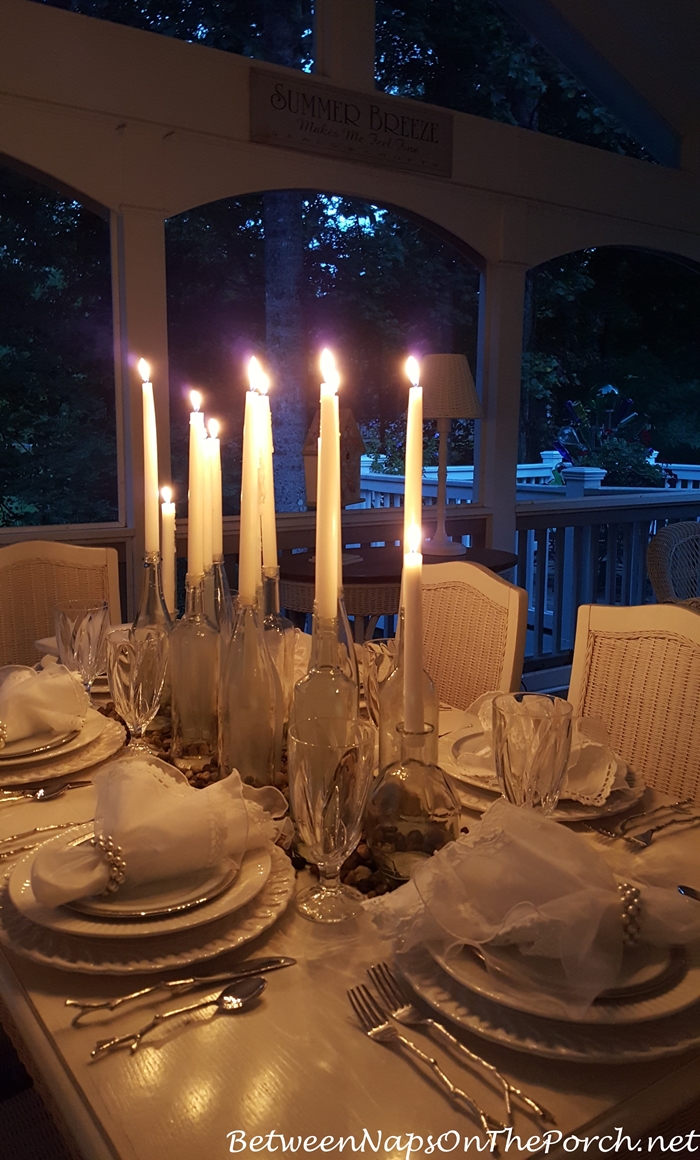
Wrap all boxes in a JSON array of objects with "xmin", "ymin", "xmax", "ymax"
[
  {"xmin": 219, "ymin": 602, "xmax": 281, "ymax": 787},
  {"xmin": 170, "ymin": 575, "xmax": 219, "ymax": 772},
  {"xmin": 261, "ymin": 567, "xmax": 295, "ymax": 727},
  {"xmin": 365, "ymin": 724, "xmax": 460, "ymax": 883}
]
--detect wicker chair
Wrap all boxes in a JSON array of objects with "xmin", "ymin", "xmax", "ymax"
[
  {"xmin": 0, "ymin": 540, "xmax": 121, "ymax": 667},
  {"xmin": 568, "ymin": 602, "xmax": 700, "ymax": 801},
  {"xmin": 647, "ymin": 519, "xmax": 700, "ymax": 611},
  {"xmin": 421, "ymin": 561, "xmax": 527, "ymax": 710}
]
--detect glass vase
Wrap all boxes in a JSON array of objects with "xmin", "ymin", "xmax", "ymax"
[
  {"xmin": 291, "ymin": 603, "xmax": 358, "ymax": 730},
  {"xmin": 133, "ymin": 552, "xmax": 173, "ymax": 714},
  {"xmin": 170, "ymin": 577, "xmax": 219, "ymax": 773},
  {"xmin": 365, "ymin": 724, "xmax": 461, "ymax": 883},
  {"xmin": 378, "ymin": 609, "xmax": 438, "ymax": 774},
  {"xmin": 219, "ymin": 603, "xmax": 281, "ymax": 787},
  {"xmin": 261, "ymin": 567, "xmax": 295, "ymax": 727},
  {"xmin": 212, "ymin": 556, "xmax": 234, "ymax": 641}
]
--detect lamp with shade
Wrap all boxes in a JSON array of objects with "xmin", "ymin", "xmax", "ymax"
[{"xmin": 421, "ymin": 353, "xmax": 482, "ymax": 556}]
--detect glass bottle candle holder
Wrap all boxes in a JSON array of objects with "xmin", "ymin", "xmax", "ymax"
[
  {"xmin": 170, "ymin": 575, "xmax": 219, "ymax": 772},
  {"xmin": 291, "ymin": 601, "xmax": 358, "ymax": 730},
  {"xmin": 133, "ymin": 552, "xmax": 173, "ymax": 713},
  {"xmin": 261, "ymin": 567, "xmax": 295, "ymax": 727},
  {"xmin": 219, "ymin": 602, "xmax": 281, "ymax": 787},
  {"xmin": 365, "ymin": 723, "xmax": 460, "ymax": 883},
  {"xmin": 378, "ymin": 609, "xmax": 438, "ymax": 774},
  {"xmin": 212, "ymin": 555, "xmax": 234, "ymax": 642}
]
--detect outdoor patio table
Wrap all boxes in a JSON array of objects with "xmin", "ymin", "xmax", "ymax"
[{"xmin": 0, "ymin": 785, "xmax": 698, "ymax": 1160}]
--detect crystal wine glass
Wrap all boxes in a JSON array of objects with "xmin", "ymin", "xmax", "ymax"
[
  {"xmin": 492, "ymin": 693, "xmax": 573, "ymax": 816},
  {"xmin": 288, "ymin": 717, "xmax": 376, "ymax": 923},
  {"xmin": 105, "ymin": 626, "xmax": 168, "ymax": 752},
  {"xmin": 55, "ymin": 600, "xmax": 110, "ymax": 695}
]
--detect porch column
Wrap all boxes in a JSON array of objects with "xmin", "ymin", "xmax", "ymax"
[
  {"xmin": 473, "ymin": 260, "xmax": 528, "ymax": 550},
  {"xmin": 110, "ymin": 207, "xmax": 171, "ymax": 613},
  {"xmin": 314, "ymin": 0, "xmax": 375, "ymax": 91}
]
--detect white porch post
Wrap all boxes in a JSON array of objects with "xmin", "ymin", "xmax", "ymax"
[
  {"xmin": 473, "ymin": 260, "xmax": 528, "ymax": 551},
  {"xmin": 110, "ymin": 207, "xmax": 171, "ymax": 615},
  {"xmin": 313, "ymin": 0, "xmax": 376, "ymax": 91}
]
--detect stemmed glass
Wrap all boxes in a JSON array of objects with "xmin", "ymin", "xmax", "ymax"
[
  {"xmin": 288, "ymin": 717, "xmax": 375, "ymax": 923},
  {"xmin": 55, "ymin": 600, "xmax": 110, "ymax": 696},
  {"xmin": 492, "ymin": 693, "xmax": 573, "ymax": 816},
  {"xmin": 105, "ymin": 626, "xmax": 168, "ymax": 753}
]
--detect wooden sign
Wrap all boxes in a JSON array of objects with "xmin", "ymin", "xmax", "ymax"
[{"xmin": 250, "ymin": 70, "xmax": 453, "ymax": 178}]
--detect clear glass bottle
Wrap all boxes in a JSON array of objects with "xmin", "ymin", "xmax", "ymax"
[
  {"xmin": 261, "ymin": 567, "xmax": 295, "ymax": 727},
  {"xmin": 219, "ymin": 603, "xmax": 280, "ymax": 787},
  {"xmin": 133, "ymin": 552, "xmax": 173, "ymax": 714},
  {"xmin": 378, "ymin": 609, "xmax": 438, "ymax": 774},
  {"xmin": 170, "ymin": 577, "xmax": 218, "ymax": 772},
  {"xmin": 212, "ymin": 556, "xmax": 234, "ymax": 641},
  {"xmin": 365, "ymin": 724, "xmax": 461, "ymax": 883},
  {"xmin": 291, "ymin": 603, "xmax": 358, "ymax": 729}
]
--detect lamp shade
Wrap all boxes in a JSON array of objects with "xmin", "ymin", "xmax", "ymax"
[{"xmin": 420, "ymin": 354, "xmax": 482, "ymax": 420}]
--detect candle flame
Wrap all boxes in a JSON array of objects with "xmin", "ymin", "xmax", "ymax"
[
  {"xmin": 208, "ymin": 418, "xmax": 220, "ymax": 439},
  {"xmin": 406, "ymin": 524, "xmax": 422, "ymax": 555},
  {"xmin": 405, "ymin": 356, "xmax": 420, "ymax": 388},
  {"xmin": 320, "ymin": 348, "xmax": 340, "ymax": 393},
  {"xmin": 138, "ymin": 358, "xmax": 151, "ymax": 383},
  {"xmin": 161, "ymin": 486, "xmax": 172, "ymax": 504},
  {"xmin": 248, "ymin": 356, "xmax": 270, "ymax": 395},
  {"xmin": 190, "ymin": 390, "xmax": 202, "ymax": 412}
]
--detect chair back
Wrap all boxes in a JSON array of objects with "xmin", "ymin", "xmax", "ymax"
[
  {"xmin": 0, "ymin": 540, "xmax": 121, "ymax": 666},
  {"xmin": 421, "ymin": 561, "xmax": 527, "ymax": 710},
  {"xmin": 568, "ymin": 602, "xmax": 700, "ymax": 801},
  {"xmin": 647, "ymin": 520, "xmax": 700, "ymax": 603}
]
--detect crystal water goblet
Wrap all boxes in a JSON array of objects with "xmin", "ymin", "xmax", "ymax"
[
  {"xmin": 492, "ymin": 693, "xmax": 573, "ymax": 816},
  {"xmin": 288, "ymin": 717, "xmax": 376, "ymax": 923},
  {"xmin": 55, "ymin": 600, "xmax": 110, "ymax": 696},
  {"xmin": 105, "ymin": 626, "xmax": 168, "ymax": 753}
]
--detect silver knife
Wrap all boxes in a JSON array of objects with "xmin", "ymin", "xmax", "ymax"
[
  {"xmin": 678, "ymin": 884, "xmax": 700, "ymax": 901},
  {"xmin": 66, "ymin": 955, "xmax": 296, "ymax": 1026}
]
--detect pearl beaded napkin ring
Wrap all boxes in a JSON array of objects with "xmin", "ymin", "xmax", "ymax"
[
  {"xmin": 92, "ymin": 835, "xmax": 127, "ymax": 893},
  {"xmin": 618, "ymin": 881, "xmax": 642, "ymax": 947}
]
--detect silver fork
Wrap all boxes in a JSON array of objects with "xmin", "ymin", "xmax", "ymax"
[
  {"xmin": 348, "ymin": 984, "xmax": 505, "ymax": 1146},
  {"xmin": 368, "ymin": 963, "xmax": 555, "ymax": 1127}
]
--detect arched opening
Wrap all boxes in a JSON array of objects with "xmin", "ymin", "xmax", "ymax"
[
  {"xmin": 0, "ymin": 159, "xmax": 117, "ymax": 526},
  {"xmin": 164, "ymin": 190, "xmax": 481, "ymax": 516}
]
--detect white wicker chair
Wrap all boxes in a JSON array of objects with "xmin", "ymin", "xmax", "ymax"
[
  {"xmin": 568, "ymin": 602, "xmax": 700, "ymax": 801},
  {"xmin": 647, "ymin": 519, "xmax": 700, "ymax": 609},
  {"xmin": 421, "ymin": 561, "xmax": 527, "ymax": 710},
  {"xmin": 0, "ymin": 541, "xmax": 121, "ymax": 667}
]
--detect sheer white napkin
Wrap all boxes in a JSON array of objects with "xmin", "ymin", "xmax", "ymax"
[
  {"xmin": 31, "ymin": 758, "xmax": 288, "ymax": 906},
  {"xmin": 367, "ymin": 799, "xmax": 700, "ymax": 1012},
  {"xmin": 463, "ymin": 691, "xmax": 625, "ymax": 805},
  {"xmin": 0, "ymin": 664, "xmax": 88, "ymax": 748}
]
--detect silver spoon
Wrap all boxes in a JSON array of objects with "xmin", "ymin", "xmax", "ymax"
[
  {"xmin": 91, "ymin": 975, "xmax": 266, "ymax": 1058},
  {"xmin": 0, "ymin": 781, "xmax": 93, "ymax": 805}
]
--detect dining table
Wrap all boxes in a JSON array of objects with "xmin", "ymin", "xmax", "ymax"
[{"xmin": 1, "ymin": 763, "xmax": 699, "ymax": 1160}]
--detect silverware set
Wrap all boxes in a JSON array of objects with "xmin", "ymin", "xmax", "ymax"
[
  {"xmin": 586, "ymin": 799, "xmax": 700, "ymax": 849},
  {"xmin": 0, "ymin": 780, "xmax": 93, "ymax": 805},
  {"xmin": 0, "ymin": 819, "xmax": 90, "ymax": 861},
  {"xmin": 348, "ymin": 961, "xmax": 554, "ymax": 1148}
]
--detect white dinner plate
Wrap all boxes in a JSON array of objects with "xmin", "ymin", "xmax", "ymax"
[
  {"xmin": 448, "ymin": 767, "xmax": 645, "ymax": 822},
  {"xmin": 0, "ymin": 717, "xmax": 124, "ymax": 787},
  {"xmin": 430, "ymin": 942, "xmax": 698, "ymax": 1024},
  {"xmin": 0, "ymin": 710, "xmax": 107, "ymax": 770},
  {"xmin": 9, "ymin": 838, "xmax": 273, "ymax": 937},
  {"xmin": 0, "ymin": 844, "xmax": 294, "ymax": 974},
  {"xmin": 399, "ymin": 946, "xmax": 700, "ymax": 1063}
]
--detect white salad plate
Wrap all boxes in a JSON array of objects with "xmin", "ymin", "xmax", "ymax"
[
  {"xmin": 9, "ymin": 833, "xmax": 273, "ymax": 937},
  {"xmin": 430, "ymin": 941, "xmax": 697, "ymax": 1024},
  {"xmin": 399, "ymin": 946, "xmax": 700, "ymax": 1063},
  {"xmin": 0, "ymin": 717, "xmax": 125, "ymax": 787},
  {"xmin": 0, "ymin": 844, "xmax": 294, "ymax": 974},
  {"xmin": 0, "ymin": 711, "xmax": 107, "ymax": 769},
  {"xmin": 0, "ymin": 728, "xmax": 81, "ymax": 761}
]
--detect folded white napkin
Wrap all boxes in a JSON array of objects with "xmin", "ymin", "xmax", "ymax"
[
  {"xmin": 0, "ymin": 664, "xmax": 88, "ymax": 748},
  {"xmin": 368, "ymin": 798, "xmax": 700, "ymax": 1012},
  {"xmin": 31, "ymin": 758, "xmax": 288, "ymax": 907},
  {"xmin": 465, "ymin": 691, "xmax": 624, "ymax": 806}
]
